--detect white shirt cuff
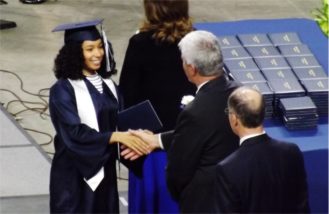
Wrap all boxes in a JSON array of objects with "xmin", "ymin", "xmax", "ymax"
[{"xmin": 158, "ymin": 134, "xmax": 164, "ymax": 149}]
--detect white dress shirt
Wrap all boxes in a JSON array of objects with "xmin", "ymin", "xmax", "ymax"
[{"xmin": 239, "ymin": 131, "xmax": 266, "ymax": 146}]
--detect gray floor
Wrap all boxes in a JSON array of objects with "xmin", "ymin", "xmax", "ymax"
[{"xmin": 0, "ymin": 0, "xmax": 321, "ymax": 213}]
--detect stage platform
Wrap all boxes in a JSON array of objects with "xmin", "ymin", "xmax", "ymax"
[
  {"xmin": 0, "ymin": 1, "xmax": 324, "ymax": 213},
  {"xmin": 0, "ymin": 104, "xmax": 50, "ymax": 213}
]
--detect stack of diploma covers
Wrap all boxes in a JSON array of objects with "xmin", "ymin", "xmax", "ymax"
[
  {"xmin": 244, "ymin": 82, "xmax": 274, "ymax": 119},
  {"xmin": 117, "ymin": 100, "xmax": 163, "ymax": 132},
  {"xmin": 219, "ymin": 32, "xmax": 328, "ymax": 129},
  {"xmin": 278, "ymin": 96, "xmax": 318, "ymax": 130},
  {"xmin": 300, "ymin": 78, "xmax": 328, "ymax": 116}
]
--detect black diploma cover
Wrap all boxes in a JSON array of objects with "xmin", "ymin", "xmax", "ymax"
[{"xmin": 118, "ymin": 100, "xmax": 163, "ymax": 132}]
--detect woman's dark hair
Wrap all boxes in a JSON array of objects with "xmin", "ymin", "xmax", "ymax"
[
  {"xmin": 53, "ymin": 41, "xmax": 115, "ymax": 80},
  {"xmin": 140, "ymin": 0, "xmax": 193, "ymax": 44}
]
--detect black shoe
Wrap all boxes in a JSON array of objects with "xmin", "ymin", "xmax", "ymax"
[{"xmin": 20, "ymin": 0, "xmax": 46, "ymax": 4}]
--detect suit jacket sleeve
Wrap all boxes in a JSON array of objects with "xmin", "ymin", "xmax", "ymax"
[
  {"xmin": 163, "ymin": 109, "xmax": 210, "ymax": 201},
  {"xmin": 290, "ymin": 145, "xmax": 310, "ymax": 213},
  {"xmin": 215, "ymin": 165, "xmax": 241, "ymax": 213},
  {"xmin": 160, "ymin": 130, "xmax": 174, "ymax": 150}
]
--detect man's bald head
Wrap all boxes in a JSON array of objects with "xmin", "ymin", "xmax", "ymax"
[{"xmin": 228, "ymin": 86, "xmax": 265, "ymax": 128}]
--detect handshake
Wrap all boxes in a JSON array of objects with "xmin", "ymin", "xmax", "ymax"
[{"xmin": 110, "ymin": 130, "xmax": 160, "ymax": 161}]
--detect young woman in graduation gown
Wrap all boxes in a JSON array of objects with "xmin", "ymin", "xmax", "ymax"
[
  {"xmin": 119, "ymin": 0, "xmax": 195, "ymax": 213},
  {"xmin": 49, "ymin": 20, "xmax": 148, "ymax": 213}
]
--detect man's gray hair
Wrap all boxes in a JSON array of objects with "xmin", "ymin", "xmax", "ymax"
[{"xmin": 178, "ymin": 30, "xmax": 224, "ymax": 76}]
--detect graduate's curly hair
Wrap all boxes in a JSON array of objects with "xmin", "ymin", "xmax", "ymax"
[
  {"xmin": 53, "ymin": 42, "xmax": 115, "ymax": 80},
  {"xmin": 140, "ymin": 0, "xmax": 193, "ymax": 44}
]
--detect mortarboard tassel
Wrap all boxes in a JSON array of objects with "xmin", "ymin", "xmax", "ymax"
[{"xmin": 102, "ymin": 30, "xmax": 112, "ymax": 73}]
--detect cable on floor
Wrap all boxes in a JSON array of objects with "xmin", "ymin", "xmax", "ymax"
[{"xmin": 0, "ymin": 69, "xmax": 53, "ymax": 155}]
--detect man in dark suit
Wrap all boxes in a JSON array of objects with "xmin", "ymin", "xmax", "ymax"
[
  {"xmin": 126, "ymin": 30, "xmax": 240, "ymax": 213},
  {"xmin": 215, "ymin": 86, "xmax": 310, "ymax": 213}
]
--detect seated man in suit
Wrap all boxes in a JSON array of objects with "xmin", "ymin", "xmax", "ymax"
[
  {"xmin": 125, "ymin": 30, "xmax": 240, "ymax": 213},
  {"xmin": 215, "ymin": 86, "xmax": 310, "ymax": 213}
]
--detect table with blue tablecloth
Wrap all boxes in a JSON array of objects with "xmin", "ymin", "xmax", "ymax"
[{"xmin": 128, "ymin": 18, "xmax": 328, "ymax": 213}]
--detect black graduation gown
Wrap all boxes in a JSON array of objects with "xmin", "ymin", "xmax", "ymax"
[{"xmin": 49, "ymin": 78, "xmax": 120, "ymax": 213}]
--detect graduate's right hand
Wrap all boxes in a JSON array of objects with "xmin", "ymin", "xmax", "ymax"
[{"xmin": 110, "ymin": 132, "xmax": 150, "ymax": 155}]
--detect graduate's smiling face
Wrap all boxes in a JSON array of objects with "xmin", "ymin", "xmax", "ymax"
[{"xmin": 82, "ymin": 39, "xmax": 104, "ymax": 75}]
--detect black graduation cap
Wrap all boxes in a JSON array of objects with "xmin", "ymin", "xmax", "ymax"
[
  {"xmin": 52, "ymin": 19, "xmax": 103, "ymax": 44},
  {"xmin": 52, "ymin": 19, "xmax": 115, "ymax": 73}
]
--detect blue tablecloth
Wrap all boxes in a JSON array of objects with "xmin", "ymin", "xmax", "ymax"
[{"xmin": 129, "ymin": 18, "xmax": 328, "ymax": 213}]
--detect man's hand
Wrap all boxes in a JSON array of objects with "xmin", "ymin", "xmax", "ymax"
[
  {"xmin": 129, "ymin": 129, "xmax": 160, "ymax": 151},
  {"xmin": 120, "ymin": 129, "xmax": 160, "ymax": 161},
  {"xmin": 110, "ymin": 132, "xmax": 150, "ymax": 155}
]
